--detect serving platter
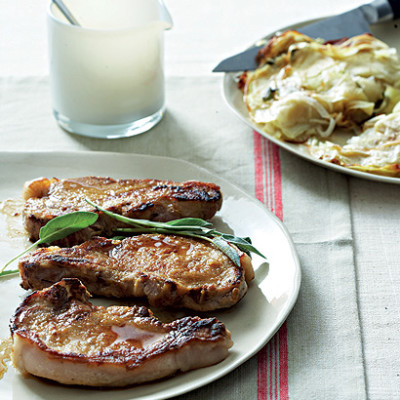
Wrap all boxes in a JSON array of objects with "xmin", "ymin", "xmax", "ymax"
[
  {"xmin": 222, "ymin": 17, "xmax": 400, "ymax": 184},
  {"xmin": 0, "ymin": 151, "xmax": 300, "ymax": 400}
]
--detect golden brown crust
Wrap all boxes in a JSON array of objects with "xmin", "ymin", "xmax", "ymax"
[
  {"xmin": 255, "ymin": 30, "xmax": 313, "ymax": 67},
  {"xmin": 19, "ymin": 234, "xmax": 253, "ymax": 311},
  {"xmin": 10, "ymin": 279, "xmax": 233, "ymax": 386},
  {"xmin": 23, "ymin": 176, "xmax": 223, "ymax": 246}
]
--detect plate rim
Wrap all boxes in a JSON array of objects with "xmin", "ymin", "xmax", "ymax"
[{"xmin": 0, "ymin": 150, "xmax": 301, "ymax": 400}]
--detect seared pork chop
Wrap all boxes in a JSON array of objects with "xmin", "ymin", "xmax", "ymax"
[
  {"xmin": 10, "ymin": 279, "xmax": 233, "ymax": 387},
  {"xmin": 19, "ymin": 234, "xmax": 254, "ymax": 311},
  {"xmin": 23, "ymin": 176, "xmax": 222, "ymax": 246}
]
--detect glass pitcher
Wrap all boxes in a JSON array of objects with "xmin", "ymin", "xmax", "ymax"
[{"xmin": 48, "ymin": 0, "xmax": 173, "ymax": 139}]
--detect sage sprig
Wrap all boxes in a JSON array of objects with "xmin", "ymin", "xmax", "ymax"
[
  {"xmin": 0, "ymin": 211, "xmax": 98, "ymax": 277},
  {"xmin": 85, "ymin": 198, "xmax": 265, "ymax": 267},
  {"xmin": 0, "ymin": 269, "xmax": 19, "ymax": 277},
  {"xmin": 1, "ymin": 199, "xmax": 266, "ymax": 278}
]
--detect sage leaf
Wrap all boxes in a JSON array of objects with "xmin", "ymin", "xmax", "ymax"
[
  {"xmin": 0, "ymin": 269, "xmax": 19, "ymax": 277},
  {"xmin": 39, "ymin": 211, "xmax": 99, "ymax": 244},
  {"xmin": 86, "ymin": 198, "xmax": 266, "ymax": 266},
  {"xmin": 86, "ymin": 198, "xmax": 166, "ymax": 228},
  {"xmin": 165, "ymin": 218, "xmax": 212, "ymax": 227},
  {"xmin": 86, "ymin": 198, "xmax": 207, "ymax": 233},
  {"xmin": 219, "ymin": 234, "xmax": 265, "ymax": 258},
  {"xmin": 211, "ymin": 237, "xmax": 241, "ymax": 267},
  {"xmin": 1, "ymin": 211, "xmax": 98, "ymax": 276},
  {"xmin": 234, "ymin": 242, "xmax": 266, "ymax": 258},
  {"xmin": 1, "ymin": 241, "xmax": 41, "ymax": 274}
]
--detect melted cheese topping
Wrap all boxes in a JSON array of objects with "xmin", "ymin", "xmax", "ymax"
[{"xmin": 244, "ymin": 31, "xmax": 400, "ymax": 176}]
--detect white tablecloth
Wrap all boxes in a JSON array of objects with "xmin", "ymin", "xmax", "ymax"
[{"xmin": 1, "ymin": 0, "xmax": 400, "ymax": 399}]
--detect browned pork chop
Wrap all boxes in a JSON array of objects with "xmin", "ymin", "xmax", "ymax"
[
  {"xmin": 10, "ymin": 279, "xmax": 233, "ymax": 387},
  {"xmin": 19, "ymin": 234, "xmax": 254, "ymax": 311},
  {"xmin": 23, "ymin": 176, "xmax": 222, "ymax": 246}
]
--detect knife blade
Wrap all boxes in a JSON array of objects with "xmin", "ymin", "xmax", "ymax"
[{"xmin": 213, "ymin": 0, "xmax": 399, "ymax": 72}]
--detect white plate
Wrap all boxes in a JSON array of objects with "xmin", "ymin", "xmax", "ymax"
[
  {"xmin": 0, "ymin": 151, "xmax": 300, "ymax": 400},
  {"xmin": 222, "ymin": 18, "xmax": 400, "ymax": 184}
]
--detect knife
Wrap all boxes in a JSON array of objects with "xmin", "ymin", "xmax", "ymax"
[{"xmin": 213, "ymin": 0, "xmax": 400, "ymax": 72}]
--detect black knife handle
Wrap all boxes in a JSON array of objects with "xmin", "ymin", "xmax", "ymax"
[{"xmin": 388, "ymin": 0, "xmax": 400, "ymax": 19}]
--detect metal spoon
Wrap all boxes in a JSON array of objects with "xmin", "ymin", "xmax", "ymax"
[{"xmin": 52, "ymin": 0, "xmax": 81, "ymax": 26}]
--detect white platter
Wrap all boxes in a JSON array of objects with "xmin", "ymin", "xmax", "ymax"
[
  {"xmin": 222, "ymin": 18, "xmax": 400, "ymax": 184},
  {"xmin": 0, "ymin": 151, "xmax": 300, "ymax": 400}
]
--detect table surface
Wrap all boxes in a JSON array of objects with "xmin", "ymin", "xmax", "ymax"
[{"xmin": 1, "ymin": 0, "xmax": 400, "ymax": 399}]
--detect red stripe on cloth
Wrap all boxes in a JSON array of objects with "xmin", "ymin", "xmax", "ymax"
[
  {"xmin": 279, "ymin": 323, "xmax": 289, "ymax": 399},
  {"xmin": 257, "ymin": 338, "xmax": 269, "ymax": 399},
  {"xmin": 272, "ymin": 142, "xmax": 283, "ymax": 221},
  {"xmin": 254, "ymin": 132, "xmax": 265, "ymax": 205},
  {"xmin": 270, "ymin": 336, "xmax": 274, "ymax": 399},
  {"xmin": 266, "ymin": 136, "xmax": 273, "ymax": 212},
  {"xmin": 253, "ymin": 131, "xmax": 288, "ymax": 400},
  {"xmin": 275, "ymin": 335, "xmax": 279, "ymax": 400}
]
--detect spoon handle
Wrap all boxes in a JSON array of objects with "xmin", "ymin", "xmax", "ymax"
[{"xmin": 52, "ymin": 0, "xmax": 81, "ymax": 26}]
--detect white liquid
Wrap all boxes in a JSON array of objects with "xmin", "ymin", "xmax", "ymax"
[{"xmin": 48, "ymin": 0, "xmax": 171, "ymax": 126}]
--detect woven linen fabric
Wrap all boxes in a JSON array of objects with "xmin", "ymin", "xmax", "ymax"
[{"xmin": 280, "ymin": 148, "xmax": 366, "ymax": 400}]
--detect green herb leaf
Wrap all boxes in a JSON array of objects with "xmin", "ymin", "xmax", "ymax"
[
  {"xmin": 165, "ymin": 218, "xmax": 212, "ymax": 227},
  {"xmin": 39, "ymin": 211, "xmax": 99, "ymax": 244},
  {"xmin": 1, "ymin": 241, "xmax": 40, "ymax": 274},
  {"xmin": 211, "ymin": 237, "xmax": 241, "ymax": 267},
  {"xmin": 219, "ymin": 234, "xmax": 265, "ymax": 258},
  {"xmin": 218, "ymin": 233, "xmax": 251, "ymax": 243},
  {"xmin": 1, "ymin": 211, "xmax": 98, "ymax": 276},
  {"xmin": 85, "ymin": 198, "xmax": 208, "ymax": 233},
  {"xmin": 0, "ymin": 269, "xmax": 19, "ymax": 277},
  {"xmin": 86, "ymin": 198, "xmax": 170, "ymax": 229},
  {"xmin": 85, "ymin": 198, "xmax": 266, "ymax": 266}
]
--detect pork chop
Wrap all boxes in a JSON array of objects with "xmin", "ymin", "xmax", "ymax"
[
  {"xmin": 19, "ymin": 234, "xmax": 254, "ymax": 311},
  {"xmin": 23, "ymin": 176, "xmax": 223, "ymax": 246},
  {"xmin": 10, "ymin": 279, "xmax": 233, "ymax": 387}
]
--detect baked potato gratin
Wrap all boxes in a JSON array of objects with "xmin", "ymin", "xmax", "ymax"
[{"xmin": 240, "ymin": 30, "xmax": 400, "ymax": 176}]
